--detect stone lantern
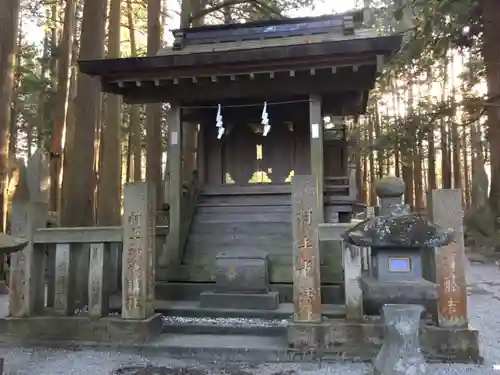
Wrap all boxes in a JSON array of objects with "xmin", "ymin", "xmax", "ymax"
[{"xmin": 342, "ymin": 176, "xmax": 455, "ymax": 315}]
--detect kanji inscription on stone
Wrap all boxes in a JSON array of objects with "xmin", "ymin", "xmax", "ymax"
[
  {"xmin": 121, "ymin": 182, "xmax": 156, "ymax": 320},
  {"xmin": 429, "ymin": 189, "xmax": 468, "ymax": 328},
  {"xmin": 291, "ymin": 175, "xmax": 322, "ymax": 322}
]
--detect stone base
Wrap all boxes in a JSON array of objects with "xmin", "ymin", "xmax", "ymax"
[
  {"xmin": 360, "ymin": 276, "xmax": 438, "ymax": 315},
  {"xmin": 0, "ymin": 313, "xmax": 163, "ymax": 344},
  {"xmin": 286, "ymin": 319, "xmax": 481, "ymax": 363},
  {"xmin": 287, "ymin": 321, "xmax": 329, "ymax": 352},
  {"xmin": 199, "ymin": 291, "xmax": 279, "ymax": 310},
  {"xmin": 214, "ymin": 252, "xmax": 269, "ymax": 294}
]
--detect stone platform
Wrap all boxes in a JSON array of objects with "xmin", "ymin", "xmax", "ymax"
[
  {"xmin": 0, "ymin": 313, "xmax": 163, "ymax": 344},
  {"xmin": 287, "ymin": 319, "xmax": 481, "ymax": 363},
  {"xmin": 0, "ymin": 314, "xmax": 480, "ymax": 363}
]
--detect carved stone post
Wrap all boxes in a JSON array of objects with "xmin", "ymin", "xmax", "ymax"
[
  {"xmin": 429, "ymin": 189, "xmax": 468, "ymax": 328},
  {"xmin": 287, "ymin": 175, "xmax": 325, "ymax": 351},
  {"xmin": 9, "ymin": 201, "xmax": 47, "ymax": 317},
  {"xmin": 291, "ymin": 175, "xmax": 322, "ymax": 322},
  {"xmin": 121, "ymin": 182, "xmax": 156, "ymax": 320}
]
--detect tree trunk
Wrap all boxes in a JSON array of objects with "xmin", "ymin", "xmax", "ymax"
[
  {"xmin": 146, "ymin": 0, "xmax": 164, "ymax": 206},
  {"xmin": 50, "ymin": 0, "xmax": 76, "ymax": 213},
  {"xmin": 127, "ymin": 0, "xmax": 142, "ymax": 182},
  {"xmin": 61, "ymin": 0, "xmax": 108, "ymax": 226},
  {"xmin": 97, "ymin": 0, "xmax": 122, "ymax": 225},
  {"xmin": 0, "ymin": 0, "xmax": 21, "ymax": 231},
  {"xmin": 368, "ymin": 113, "xmax": 376, "ymax": 205},
  {"xmin": 9, "ymin": 23, "xmax": 22, "ymax": 161},
  {"xmin": 483, "ymin": 0, "xmax": 500, "ymax": 222},
  {"xmin": 463, "ymin": 124, "xmax": 471, "ymax": 207}
]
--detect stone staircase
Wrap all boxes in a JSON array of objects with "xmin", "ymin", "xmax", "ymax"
[{"xmin": 156, "ymin": 184, "xmax": 344, "ymax": 306}]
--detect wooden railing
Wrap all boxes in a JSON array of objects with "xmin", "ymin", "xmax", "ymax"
[
  {"xmin": 9, "ymin": 182, "xmax": 159, "ymax": 320},
  {"xmin": 318, "ymin": 211, "xmax": 372, "ymax": 320},
  {"xmin": 324, "ymin": 166, "xmax": 358, "ymax": 202}
]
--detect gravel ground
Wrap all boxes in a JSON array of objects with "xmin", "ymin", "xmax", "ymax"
[{"xmin": 2, "ymin": 260, "xmax": 500, "ymax": 374}]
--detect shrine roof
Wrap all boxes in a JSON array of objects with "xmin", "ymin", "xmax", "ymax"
[
  {"xmin": 157, "ymin": 10, "xmax": 372, "ymax": 56},
  {"xmin": 77, "ymin": 10, "xmax": 403, "ymax": 105},
  {"xmin": 78, "ymin": 10, "xmax": 402, "ymax": 80},
  {"xmin": 156, "ymin": 28, "xmax": 381, "ymax": 56}
]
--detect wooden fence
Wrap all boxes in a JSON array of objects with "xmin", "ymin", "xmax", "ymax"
[{"xmin": 7, "ymin": 149, "xmax": 160, "ymax": 321}]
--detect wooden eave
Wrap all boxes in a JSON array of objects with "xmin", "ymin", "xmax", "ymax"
[
  {"xmin": 78, "ymin": 33, "xmax": 402, "ymax": 104},
  {"xmin": 79, "ymin": 33, "xmax": 402, "ymax": 79}
]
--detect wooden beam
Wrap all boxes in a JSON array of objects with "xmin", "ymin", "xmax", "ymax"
[
  {"xmin": 318, "ymin": 222, "xmax": 352, "ymax": 241},
  {"xmin": 309, "ymin": 94, "xmax": 324, "ymax": 221},
  {"xmin": 166, "ymin": 102, "xmax": 183, "ymax": 265},
  {"xmin": 115, "ymin": 68, "xmax": 376, "ymax": 104},
  {"xmin": 111, "ymin": 61, "xmax": 374, "ymax": 86},
  {"xmin": 34, "ymin": 226, "xmax": 123, "ymax": 244}
]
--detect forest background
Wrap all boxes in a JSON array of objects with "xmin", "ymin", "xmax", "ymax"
[{"xmin": 0, "ymin": 0, "xmax": 499, "ymax": 254}]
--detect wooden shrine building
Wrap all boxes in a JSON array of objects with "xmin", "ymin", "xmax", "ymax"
[{"xmin": 79, "ymin": 11, "xmax": 402, "ymax": 303}]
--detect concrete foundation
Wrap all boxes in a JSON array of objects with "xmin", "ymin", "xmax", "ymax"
[
  {"xmin": 0, "ymin": 314, "xmax": 480, "ymax": 363},
  {"xmin": 0, "ymin": 313, "xmax": 163, "ymax": 344},
  {"xmin": 287, "ymin": 319, "xmax": 480, "ymax": 363}
]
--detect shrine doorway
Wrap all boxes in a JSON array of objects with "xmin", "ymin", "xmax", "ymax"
[{"xmin": 222, "ymin": 121, "xmax": 295, "ymax": 185}]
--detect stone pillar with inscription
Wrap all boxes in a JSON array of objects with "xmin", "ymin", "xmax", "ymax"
[
  {"xmin": 287, "ymin": 175, "xmax": 325, "ymax": 351},
  {"xmin": 121, "ymin": 182, "xmax": 156, "ymax": 320},
  {"xmin": 429, "ymin": 189, "xmax": 468, "ymax": 328}
]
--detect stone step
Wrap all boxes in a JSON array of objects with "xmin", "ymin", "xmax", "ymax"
[
  {"xmin": 199, "ymin": 194, "xmax": 290, "ymax": 205},
  {"xmin": 157, "ymin": 263, "xmax": 344, "ymax": 284},
  {"xmin": 161, "ymin": 315, "xmax": 287, "ymax": 337},
  {"xmin": 128, "ymin": 299, "xmax": 347, "ymax": 320},
  {"xmin": 193, "ymin": 212, "xmax": 290, "ymax": 223},
  {"xmin": 196, "ymin": 205, "xmax": 291, "ymax": 214},
  {"xmin": 190, "ymin": 221, "xmax": 292, "ymax": 235},
  {"xmin": 185, "ymin": 232, "xmax": 292, "ymax": 248},
  {"xmin": 182, "ymin": 252, "xmax": 292, "ymax": 266},
  {"xmin": 155, "ymin": 282, "xmax": 344, "ymax": 304},
  {"xmin": 150, "ymin": 333, "xmax": 290, "ymax": 361}
]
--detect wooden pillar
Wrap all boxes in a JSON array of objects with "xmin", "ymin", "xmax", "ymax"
[
  {"xmin": 9, "ymin": 201, "xmax": 47, "ymax": 317},
  {"xmin": 182, "ymin": 121, "xmax": 197, "ymax": 183},
  {"xmin": 197, "ymin": 123, "xmax": 206, "ymax": 184},
  {"xmin": 309, "ymin": 94, "xmax": 324, "ymax": 221},
  {"xmin": 53, "ymin": 243, "xmax": 77, "ymax": 314},
  {"xmin": 429, "ymin": 189, "xmax": 468, "ymax": 328},
  {"xmin": 291, "ymin": 175, "xmax": 322, "ymax": 322},
  {"xmin": 317, "ymin": 223, "xmax": 363, "ymax": 320},
  {"xmin": 166, "ymin": 102, "xmax": 182, "ymax": 265},
  {"xmin": 121, "ymin": 182, "xmax": 156, "ymax": 320},
  {"xmin": 88, "ymin": 242, "xmax": 111, "ymax": 317}
]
